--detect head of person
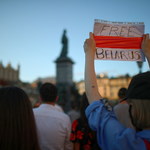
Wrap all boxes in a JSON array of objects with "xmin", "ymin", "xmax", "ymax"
[
  {"xmin": 126, "ymin": 71, "xmax": 150, "ymax": 131},
  {"xmin": 0, "ymin": 86, "xmax": 40, "ymax": 150},
  {"xmin": 39, "ymin": 82, "xmax": 58, "ymax": 103},
  {"xmin": 70, "ymin": 101, "xmax": 78, "ymax": 110},
  {"xmin": 118, "ymin": 87, "xmax": 127, "ymax": 100}
]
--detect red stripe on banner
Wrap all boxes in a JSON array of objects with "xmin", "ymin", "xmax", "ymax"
[{"xmin": 94, "ymin": 35, "xmax": 143, "ymax": 49}]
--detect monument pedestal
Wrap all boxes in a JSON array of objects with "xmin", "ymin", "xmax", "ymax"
[{"xmin": 55, "ymin": 57, "xmax": 74, "ymax": 112}]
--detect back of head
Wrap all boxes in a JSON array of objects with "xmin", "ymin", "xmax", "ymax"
[
  {"xmin": 39, "ymin": 82, "xmax": 57, "ymax": 103},
  {"xmin": 70, "ymin": 101, "xmax": 78, "ymax": 110},
  {"xmin": 126, "ymin": 71, "xmax": 150, "ymax": 130},
  {"xmin": 118, "ymin": 87, "xmax": 127, "ymax": 100},
  {"xmin": 0, "ymin": 86, "xmax": 40, "ymax": 150}
]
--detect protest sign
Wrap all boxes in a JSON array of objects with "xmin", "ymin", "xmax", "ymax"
[{"xmin": 93, "ymin": 19, "xmax": 145, "ymax": 61}]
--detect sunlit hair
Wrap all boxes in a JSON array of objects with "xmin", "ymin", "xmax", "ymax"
[
  {"xmin": 0, "ymin": 86, "xmax": 40, "ymax": 150},
  {"xmin": 127, "ymin": 99, "xmax": 150, "ymax": 130}
]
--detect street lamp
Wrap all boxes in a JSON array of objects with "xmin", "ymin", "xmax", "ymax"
[{"xmin": 136, "ymin": 61, "xmax": 143, "ymax": 74}]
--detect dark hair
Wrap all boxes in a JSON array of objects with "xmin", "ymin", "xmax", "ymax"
[
  {"xmin": 80, "ymin": 92, "xmax": 89, "ymax": 123},
  {"xmin": 118, "ymin": 87, "xmax": 127, "ymax": 99},
  {"xmin": 80, "ymin": 93, "xmax": 101, "ymax": 150},
  {"xmin": 39, "ymin": 83, "xmax": 57, "ymax": 102},
  {"xmin": 0, "ymin": 86, "xmax": 40, "ymax": 150}
]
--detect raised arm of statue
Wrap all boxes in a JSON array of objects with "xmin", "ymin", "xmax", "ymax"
[{"xmin": 60, "ymin": 30, "xmax": 68, "ymax": 57}]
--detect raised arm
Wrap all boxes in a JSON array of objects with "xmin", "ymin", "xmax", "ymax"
[
  {"xmin": 84, "ymin": 32, "xmax": 102, "ymax": 104},
  {"xmin": 142, "ymin": 34, "xmax": 150, "ymax": 67}
]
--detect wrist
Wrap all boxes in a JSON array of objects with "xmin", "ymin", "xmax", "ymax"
[
  {"xmin": 85, "ymin": 52, "xmax": 95, "ymax": 60},
  {"xmin": 145, "ymin": 52, "xmax": 150, "ymax": 59}
]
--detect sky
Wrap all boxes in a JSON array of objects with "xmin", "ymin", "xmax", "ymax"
[{"xmin": 0, "ymin": 0, "xmax": 150, "ymax": 83}]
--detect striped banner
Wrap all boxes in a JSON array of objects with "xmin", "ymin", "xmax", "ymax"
[{"xmin": 93, "ymin": 19, "xmax": 145, "ymax": 61}]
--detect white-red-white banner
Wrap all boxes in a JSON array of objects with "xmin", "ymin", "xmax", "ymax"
[{"xmin": 93, "ymin": 19, "xmax": 145, "ymax": 61}]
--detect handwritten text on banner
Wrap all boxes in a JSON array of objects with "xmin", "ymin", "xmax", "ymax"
[{"xmin": 93, "ymin": 19, "xmax": 145, "ymax": 61}]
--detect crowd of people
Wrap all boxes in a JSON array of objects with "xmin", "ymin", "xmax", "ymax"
[{"xmin": 0, "ymin": 33, "xmax": 149, "ymax": 150}]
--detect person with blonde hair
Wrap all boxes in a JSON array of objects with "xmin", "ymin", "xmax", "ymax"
[
  {"xmin": 113, "ymin": 87, "xmax": 135, "ymax": 129},
  {"xmin": 84, "ymin": 33, "xmax": 150, "ymax": 150}
]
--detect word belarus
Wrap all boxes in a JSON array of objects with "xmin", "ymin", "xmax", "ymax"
[{"xmin": 93, "ymin": 19, "xmax": 145, "ymax": 61}]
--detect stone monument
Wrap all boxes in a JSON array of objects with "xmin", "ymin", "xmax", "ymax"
[{"xmin": 55, "ymin": 30, "xmax": 74, "ymax": 112}]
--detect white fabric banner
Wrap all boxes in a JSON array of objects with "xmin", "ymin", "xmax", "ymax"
[{"xmin": 94, "ymin": 19, "xmax": 145, "ymax": 61}]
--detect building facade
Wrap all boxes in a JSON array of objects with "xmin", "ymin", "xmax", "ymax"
[
  {"xmin": 76, "ymin": 75, "xmax": 131, "ymax": 100},
  {"xmin": 0, "ymin": 62, "xmax": 20, "ymax": 85}
]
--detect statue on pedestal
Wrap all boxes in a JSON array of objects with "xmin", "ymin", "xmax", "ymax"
[{"xmin": 60, "ymin": 30, "xmax": 68, "ymax": 58}]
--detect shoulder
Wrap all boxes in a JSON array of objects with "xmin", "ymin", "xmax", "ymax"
[
  {"xmin": 86, "ymin": 99, "xmax": 112, "ymax": 114},
  {"xmin": 114, "ymin": 103, "xmax": 129, "ymax": 113},
  {"xmin": 33, "ymin": 106, "xmax": 40, "ymax": 113},
  {"xmin": 56, "ymin": 111, "xmax": 71, "ymax": 123},
  {"xmin": 55, "ymin": 104, "xmax": 64, "ymax": 112}
]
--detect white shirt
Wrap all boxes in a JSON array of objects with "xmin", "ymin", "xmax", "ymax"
[
  {"xmin": 55, "ymin": 104, "xmax": 64, "ymax": 112},
  {"xmin": 33, "ymin": 104, "xmax": 73, "ymax": 150}
]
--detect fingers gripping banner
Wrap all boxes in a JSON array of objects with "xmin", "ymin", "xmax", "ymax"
[{"xmin": 93, "ymin": 19, "xmax": 145, "ymax": 61}]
